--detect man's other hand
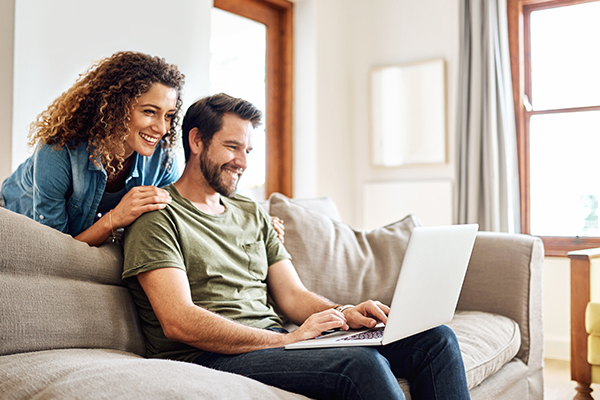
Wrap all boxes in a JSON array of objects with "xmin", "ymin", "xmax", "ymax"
[{"xmin": 342, "ymin": 301, "xmax": 389, "ymax": 330}]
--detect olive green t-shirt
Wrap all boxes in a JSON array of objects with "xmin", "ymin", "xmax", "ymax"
[{"xmin": 122, "ymin": 184, "xmax": 291, "ymax": 362}]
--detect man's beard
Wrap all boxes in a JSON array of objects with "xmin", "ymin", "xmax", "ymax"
[{"xmin": 199, "ymin": 147, "xmax": 241, "ymax": 197}]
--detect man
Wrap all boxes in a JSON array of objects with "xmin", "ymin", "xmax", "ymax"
[{"xmin": 122, "ymin": 93, "xmax": 471, "ymax": 399}]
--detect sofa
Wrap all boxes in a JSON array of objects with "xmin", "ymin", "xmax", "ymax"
[{"xmin": 0, "ymin": 194, "xmax": 544, "ymax": 399}]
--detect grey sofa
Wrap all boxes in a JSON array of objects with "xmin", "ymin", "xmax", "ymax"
[{"xmin": 0, "ymin": 195, "xmax": 544, "ymax": 399}]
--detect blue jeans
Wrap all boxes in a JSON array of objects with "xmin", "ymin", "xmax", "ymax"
[{"xmin": 193, "ymin": 325, "xmax": 470, "ymax": 400}]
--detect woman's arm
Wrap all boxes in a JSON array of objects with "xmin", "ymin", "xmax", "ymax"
[{"xmin": 74, "ymin": 185, "xmax": 171, "ymax": 246}]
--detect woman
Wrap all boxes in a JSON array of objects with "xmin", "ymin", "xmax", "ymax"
[
  {"xmin": 1, "ymin": 51, "xmax": 185, "ymax": 246},
  {"xmin": 2, "ymin": 51, "xmax": 285, "ymax": 246}
]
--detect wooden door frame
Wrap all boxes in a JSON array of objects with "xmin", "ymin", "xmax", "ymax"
[{"xmin": 213, "ymin": 0, "xmax": 294, "ymax": 198}]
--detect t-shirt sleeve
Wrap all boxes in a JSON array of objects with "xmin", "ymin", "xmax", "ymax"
[
  {"xmin": 122, "ymin": 208, "xmax": 186, "ymax": 280},
  {"xmin": 258, "ymin": 206, "xmax": 291, "ymax": 266}
]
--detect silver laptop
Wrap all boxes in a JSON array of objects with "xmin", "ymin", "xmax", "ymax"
[{"xmin": 285, "ymin": 224, "xmax": 478, "ymax": 350}]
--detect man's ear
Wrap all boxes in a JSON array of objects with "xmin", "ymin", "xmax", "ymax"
[{"xmin": 188, "ymin": 127, "xmax": 203, "ymax": 155}]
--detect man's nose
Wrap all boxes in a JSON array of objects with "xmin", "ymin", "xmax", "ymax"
[{"xmin": 236, "ymin": 150, "xmax": 248, "ymax": 170}]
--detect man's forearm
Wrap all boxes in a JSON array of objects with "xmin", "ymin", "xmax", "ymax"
[
  {"xmin": 277, "ymin": 286, "xmax": 339, "ymax": 325},
  {"xmin": 167, "ymin": 303, "xmax": 292, "ymax": 354}
]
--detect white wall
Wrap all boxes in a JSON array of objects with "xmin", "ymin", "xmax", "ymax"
[
  {"xmin": 9, "ymin": 0, "xmax": 211, "ymax": 177},
  {"xmin": 293, "ymin": 0, "xmax": 458, "ymax": 228},
  {"xmin": 0, "ymin": 0, "xmax": 14, "ymax": 181},
  {"xmin": 544, "ymin": 257, "xmax": 571, "ymax": 360},
  {"xmin": 293, "ymin": 0, "xmax": 355, "ymax": 223}
]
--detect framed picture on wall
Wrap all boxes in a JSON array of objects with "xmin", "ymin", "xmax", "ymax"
[{"xmin": 370, "ymin": 59, "xmax": 447, "ymax": 167}]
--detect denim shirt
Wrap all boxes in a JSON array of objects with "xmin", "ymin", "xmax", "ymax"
[{"xmin": 1, "ymin": 142, "xmax": 179, "ymax": 236}]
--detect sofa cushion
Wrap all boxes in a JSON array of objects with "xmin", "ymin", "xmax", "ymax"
[
  {"xmin": 448, "ymin": 311, "xmax": 521, "ymax": 389},
  {"xmin": 269, "ymin": 193, "xmax": 419, "ymax": 306},
  {"xmin": 0, "ymin": 348, "xmax": 308, "ymax": 400},
  {"xmin": 262, "ymin": 195, "xmax": 343, "ymax": 222},
  {"xmin": 0, "ymin": 207, "xmax": 145, "ymax": 357},
  {"xmin": 394, "ymin": 311, "xmax": 521, "ymax": 399}
]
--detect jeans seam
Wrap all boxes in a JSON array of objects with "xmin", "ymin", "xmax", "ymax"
[{"xmin": 405, "ymin": 346, "xmax": 438, "ymax": 399}]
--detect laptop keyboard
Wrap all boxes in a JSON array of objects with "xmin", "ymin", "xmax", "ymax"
[{"xmin": 336, "ymin": 327, "xmax": 384, "ymax": 342}]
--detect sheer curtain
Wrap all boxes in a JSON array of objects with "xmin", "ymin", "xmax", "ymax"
[{"xmin": 456, "ymin": 0, "xmax": 521, "ymax": 233}]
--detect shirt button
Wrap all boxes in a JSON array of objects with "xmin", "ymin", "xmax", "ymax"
[
  {"xmin": 39, "ymin": 215, "xmax": 45, "ymax": 220},
  {"xmin": 97, "ymin": 213, "xmax": 102, "ymax": 218}
]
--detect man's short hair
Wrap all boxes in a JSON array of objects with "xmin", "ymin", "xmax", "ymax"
[{"xmin": 181, "ymin": 93, "xmax": 263, "ymax": 162}]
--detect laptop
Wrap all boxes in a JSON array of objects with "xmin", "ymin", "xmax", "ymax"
[{"xmin": 285, "ymin": 224, "xmax": 478, "ymax": 350}]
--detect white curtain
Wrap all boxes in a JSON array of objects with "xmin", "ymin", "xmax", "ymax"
[{"xmin": 456, "ymin": 0, "xmax": 521, "ymax": 233}]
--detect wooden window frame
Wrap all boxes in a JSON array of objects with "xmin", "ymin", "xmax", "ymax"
[
  {"xmin": 213, "ymin": 0, "xmax": 294, "ymax": 198},
  {"xmin": 508, "ymin": 0, "xmax": 600, "ymax": 256}
]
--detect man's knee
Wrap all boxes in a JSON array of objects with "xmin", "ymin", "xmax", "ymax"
[
  {"xmin": 340, "ymin": 347, "xmax": 391, "ymax": 370},
  {"xmin": 334, "ymin": 347, "xmax": 401, "ymax": 397},
  {"xmin": 423, "ymin": 325, "xmax": 463, "ymax": 362}
]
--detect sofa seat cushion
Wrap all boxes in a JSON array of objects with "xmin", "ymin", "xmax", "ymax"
[
  {"xmin": 0, "ymin": 348, "xmax": 308, "ymax": 400},
  {"xmin": 394, "ymin": 311, "xmax": 521, "ymax": 399},
  {"xmin": 448, "ymin": 311, "xmax": 521, "ymax": 388}
]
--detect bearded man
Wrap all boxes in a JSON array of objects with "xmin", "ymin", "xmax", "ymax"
[{"xmin": 121, "ymin": 93, "xmax": 470, "ymax": 400}]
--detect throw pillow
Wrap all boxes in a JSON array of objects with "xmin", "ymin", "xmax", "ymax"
[{"xmin": 268, "ymin": 193, "xmax": 420, "ymax": 306}]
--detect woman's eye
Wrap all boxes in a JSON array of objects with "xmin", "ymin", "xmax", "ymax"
[{"xmin": 144, "ymin": 109, "xmax": 155, "ymax": 115}]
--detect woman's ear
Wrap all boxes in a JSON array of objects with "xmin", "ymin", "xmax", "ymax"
[{"xmin": 188, "ymin": 127, "xmax": 203, "ymax": 156}]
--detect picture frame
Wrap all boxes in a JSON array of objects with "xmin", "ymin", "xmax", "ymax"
[{"xmin": 370, "ymin": 59, "xmax": 447, "ymax": 167}]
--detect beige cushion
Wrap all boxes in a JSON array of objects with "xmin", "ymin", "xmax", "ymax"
[
  {"xmin": 397, "ymin": 311, "xmax": 521, "ymax": 395},
  {"xmin": 0, "ymin": 207, "xmax": 146, "ymax": 357},
  {"xmin": 262, "ymin": 195, "xmax": 343, "ymax": 222},
  {"xmin": 268, "ymin": 193, "xmax": 419, "ymax": 306},
  {"xmin": 448, "ymin": 311, "xmax": 521, "ymax": 389},
  {"xmin": 0, "ymin": 349, "xmax": 308, "ymax": 400}
]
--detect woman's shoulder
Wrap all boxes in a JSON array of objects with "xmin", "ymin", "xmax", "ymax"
[{"xmin": 33, "ymin": 141, "xmax": 94, "ymax": 168}]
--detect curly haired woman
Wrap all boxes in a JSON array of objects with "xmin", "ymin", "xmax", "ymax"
[{"xmin": 1, "ymin": 51, "xmax": 185, "ymax": 246}]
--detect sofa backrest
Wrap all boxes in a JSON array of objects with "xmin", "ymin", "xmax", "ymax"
[{"xmin": 0, "ymin": 207, "xmax": 146, "ymax": 357}]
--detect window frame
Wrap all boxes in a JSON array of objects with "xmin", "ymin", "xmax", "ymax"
[
  {"xmin": 213, "ymin": 0, "xmax": 294, "ymax": 199},
  {"xmin": 508, "ymin": 0, "xmax": 600, "ymax": 256}
]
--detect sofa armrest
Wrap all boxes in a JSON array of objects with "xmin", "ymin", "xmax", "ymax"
[{"xmin": 456, "ymin": 231, "xmax": 544, "ymax": 368}]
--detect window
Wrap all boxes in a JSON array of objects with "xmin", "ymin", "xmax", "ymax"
[
  {"xmin": 213, "ymin": 0, "xmax": 293, "ymax": 200},
  {"xmin": 509, "ymin": 0, "xmax": 600, "ymax": 256},
  {"xmin": 210, "ymin": 8, "xmax": 267, "ymax": 200}
]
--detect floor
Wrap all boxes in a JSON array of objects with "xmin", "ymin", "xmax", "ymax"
[{"xmin": 544, "ymin": 358, "xmax": 600, "ymax": 400}]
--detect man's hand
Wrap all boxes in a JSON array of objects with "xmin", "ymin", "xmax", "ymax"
[
  {"xmin": 288, "ymin": 308, "xmax": 349, "ymax": 342},
  {"xmin": 342, "ymin": 301, "xmax": 389, "ymax": 329}
]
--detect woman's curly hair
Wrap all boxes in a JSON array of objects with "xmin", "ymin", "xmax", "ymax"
[{"xmin": 28, "ymin": 51, "xmax": 185, "ymax": 178}]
